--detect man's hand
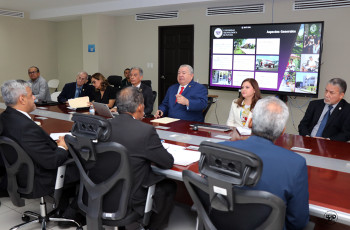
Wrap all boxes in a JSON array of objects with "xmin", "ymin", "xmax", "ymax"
[
  {"xmin": 154, "ymin": 110, "xmax": 163, "ymax": 118},
  {"xmin": 56, "ymin": 136, "xmax": 68, "ymax": 150},
  {"xmin": 176, "ymin": 94, "xmax": 189, "ymax": 106}
]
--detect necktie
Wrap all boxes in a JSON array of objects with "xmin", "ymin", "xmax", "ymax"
[
  {"xmin": 176, "ymin": 86, "xmax": 184, "ymax": 102},
  {"xmin": 316, "ymin": 105, "xmax": 333, "ymax": 137},
  {"xmin": 75, "ymin": 87, "xmax": 81, "ymax": 98}
]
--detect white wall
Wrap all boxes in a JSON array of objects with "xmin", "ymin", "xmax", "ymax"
[
  {"xmin": 0, "ymin": 16, "xmax": 58, "ymax": 83},
  {"xmin": 56, "ymin": 20, "xmax": 83, "ymax": 88}
]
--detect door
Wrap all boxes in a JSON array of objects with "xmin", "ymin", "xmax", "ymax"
[{"xmin": 158, "ymin": 25, "xmax": 194, "ymax": 104}]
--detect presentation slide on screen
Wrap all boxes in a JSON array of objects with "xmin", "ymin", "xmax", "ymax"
[{"xmin": 209, "ymin": 22, "xmax": 323, "ymax": 96}]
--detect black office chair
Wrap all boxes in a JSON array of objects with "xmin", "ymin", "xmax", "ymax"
[
  {"xmin": 65, "ymin": 113, "xmax": 157, "ymax": 230},
  {"xmin": 0, "ymin": 131, "xmax": 82, "ymax": 229},
  {"xmin": 202, "ymin": 96, "xmax": 214, "ymax": 120},
  {"xmin": 141, "ymin": 80, "xmax": 152, "ymax": 89},
  {"xmin": 182, "ymin": 141, "xmax": 286, "ymax": 230},
  {"xmin": 152, "ymin": 91, "xmax": 157, "ymax": 105},
  {"xmin": 107, "ymin": 75, "xmax": 123, "ymax": 89}
]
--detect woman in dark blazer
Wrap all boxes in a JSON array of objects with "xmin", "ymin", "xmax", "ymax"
[{"xmin": 91, "ymin": 73, "xmax": 116, "ymax": 108}]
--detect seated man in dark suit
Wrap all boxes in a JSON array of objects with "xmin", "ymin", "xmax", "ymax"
[
  {"xmin": 220, "ymin": 96, "xmax": 309, "ymax": 230},
  {"xmin": 57, "ymin": 71, "xmax": 94, "ymax": 103},
  {"xmin": 155, "ymin": 64, "xmax": 208, "ymax": 122},
  {"xmin": 109, "ymin": 87, "xmax": 176, "ymax": 230},
  {"xmin": 129, "ymin": 67, "xmax": 154, "ymax": 117},
  {"xmin": 299, "ymin": 78, "xmax": 350, "ymax": 141},
  {"xmin": 121, "ymin": 68, "xmax": 132, "ymax": 88},
  {"xmin": 0, "ymin": 80, "xmax": 81, "ymax": 225}
]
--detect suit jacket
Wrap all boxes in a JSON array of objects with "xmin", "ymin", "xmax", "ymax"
[
  {"xmin": 298, "ymin": 99, "xmax": 350, "ymax": 141},
  {"xmin": 221, "ymin": 136, "xmax": 309, "ymax": 230},
  {"xmin": 158, "ymin": 80, "xmax": 208, "ymax": 122},
  {"xmin": 139, "ymin": 83, "xmax": 154, "ymax": 116},
  {"xmin": 226, "ymin": 99, "xmax": 252, "ymax": 127},
  {"xmin": 121, "ymin": 78, "xmax": 132, "ymax": 88},
  {"xmin": 0, "ymin": 106, "xmax": 69, "ymax": 197},
  {"xmin": 57, "ymin": 82, "xmax": 94, "ymax": 103},
  {"xmin": 107, "ymin": 114, "xmax": 174, "ymax": 214}
]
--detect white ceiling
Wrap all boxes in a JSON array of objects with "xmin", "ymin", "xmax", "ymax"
[{"xmin": 0, "ymin": 0, "xmax": 258, "ymax": 21}]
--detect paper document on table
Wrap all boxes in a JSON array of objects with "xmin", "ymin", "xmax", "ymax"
[
  {"xmin": 236, "ymin": 127, "xmax": 252, "ymax": 135},
  {"xmin": 68, "ymin": 96, "xmax": 90, "ymax": 108},
  {"xmin": 151, "ymin": 117, "xmax": 180, "ymax": 124},
  {"xmin": 162, "ymin": 143, "xmax": 201, "ymax": 166},
  {"xmin": 50, "ymin": 132, "xmax": 72, "ymax": 140}
]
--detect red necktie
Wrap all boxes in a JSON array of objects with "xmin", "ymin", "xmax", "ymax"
[{"xmin": 176, "ymin": 86, "xmax": 184, "ymax": 102}]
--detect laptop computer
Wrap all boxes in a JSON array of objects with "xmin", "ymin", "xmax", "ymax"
[{"xmin": 92, "ymin": 102, "xmax": 117, "ymax": 118}]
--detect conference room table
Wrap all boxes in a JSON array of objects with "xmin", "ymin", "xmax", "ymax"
[{"xmin": 1, "ymin": 103, "xmax": 350, "ymax": 229}]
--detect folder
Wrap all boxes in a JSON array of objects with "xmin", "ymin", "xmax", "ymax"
[{"xmin": 68, "ymin": 96, "xmax": 90, "ymax": 108}]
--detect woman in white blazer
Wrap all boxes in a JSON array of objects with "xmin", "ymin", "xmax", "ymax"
[{"xmin": 226, "ymin": 78, "xmax": 261, "ymax": 127}]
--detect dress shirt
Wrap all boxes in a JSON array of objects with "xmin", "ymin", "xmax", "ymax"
[{"xmin": 28, "ymin": 76, "xmax": 51, "ymax": 101}]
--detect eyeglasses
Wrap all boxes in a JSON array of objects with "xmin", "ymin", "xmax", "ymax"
[{"xmin": 28, "ymin": 71, "xmax": 37, "ymax": 75}]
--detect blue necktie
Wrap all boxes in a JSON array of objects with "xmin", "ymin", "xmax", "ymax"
[
  {"xmin": 316, "ymin": 105, "xmax": 333, "ymax": 137},
  {"xmin": 75, "ymin": 87, "xmax": 81, "ymax": 98}
]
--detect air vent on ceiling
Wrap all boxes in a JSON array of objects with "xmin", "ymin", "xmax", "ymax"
[
  {"xmin": 294, "ymin": 0, "xmax": 350, "ymax": 10},
  {"xmin": 207, "ymin": 4, "xmax": 264, "ymax": 16},
  {"xmin": 0, "ymin": 9, "xmax": 24, "ymax": 18},
  {"xmin": 136, "ymin": 11, "xmax": 178, "ymax": 21}
]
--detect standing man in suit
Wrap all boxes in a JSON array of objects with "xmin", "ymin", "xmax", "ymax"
[
  {"xmin": 121, "ymin": 68, "xmax": 132, "ymax": 88},
  {"xmin": 155, "ymin": 64, "xmax": 208, "ymax": 122},
  {"xmin": 129, "ymin": 67, "xmax": 154, "ymax": 117},
  {"xmin": 108, "ymin": 87, "xmax": 176, "ymax": 230},
  {"xmin": 57, "ymin": 71, "xmax": 94, "ymax": 103},
  {"xmin": 27, "ymin": 66, "xmax": 51, "ymax": 101},
  {"xmin": 299, "ymin": 78, "xmax": 350, "ymax": 141},
  {"xmin": 221, "ymin": 97, "xmax": 309, "ymax": 230}
]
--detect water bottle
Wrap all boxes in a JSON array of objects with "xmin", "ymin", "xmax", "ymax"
[{"xmin": 89, "ymin": 105, "xmax": 95, "ymax": 115}]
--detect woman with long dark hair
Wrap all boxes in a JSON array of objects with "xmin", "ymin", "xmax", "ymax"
[
  {"xmin": 91, "ymin": 72, "xmax": 116, "ymax": 108},
  {"xmin": 226, "ymin": 78, "xmax": 261, "ymax": 127}
]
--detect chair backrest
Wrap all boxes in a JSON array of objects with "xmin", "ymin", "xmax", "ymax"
[
  {"xmin": 183, "ymin": 141, "xmax": 286, "ymax": 230},
  {"xmin": 152, "ymin": 91, "xmax": 157, "ymax": 104},
  {"xmin": 51, "ymin": 91, "xmax": 61, "ymax": 102},
  {"xmin": 202, "ymin": 96, "xmax": 214, "ymax": 120},
  {"xmin": 0, "ymin": 132, "xmax": 35, "ymax": 207},
  {"xmin": 108, "ymin": 75, "xmax": 122, "ymax": 89},
  {"xmin": 65, "ymin": 113, "xmax": 134, "ymax": 230},
  {"xmin": 48, "ymin": 79, "xmax": 60, "ymax": 92},
  {"xmin": 141, "ymin": 80, "xmax": 152, "ymax": 89}
]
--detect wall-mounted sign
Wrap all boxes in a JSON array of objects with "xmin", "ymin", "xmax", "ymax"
[{"xmin": 88, "ymin": 44, "xmax": 95, "ymax": 52}]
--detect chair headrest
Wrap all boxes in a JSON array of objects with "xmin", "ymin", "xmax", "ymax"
[
  {"xmin": 71, "ymin": 113, "xmax": 111, "ymax": 142},
  {"xmin": 198, "ymin": 141, "xmax": 262, "ymax": 187},
  {"xmin": 108, "ymin": 75, "xmax": 122, "ymax": 87}
]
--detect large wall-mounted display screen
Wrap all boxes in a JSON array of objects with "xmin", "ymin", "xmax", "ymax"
[{"xmin": 208, "ymin": 22, "xmax": 324, "ymax": 97}]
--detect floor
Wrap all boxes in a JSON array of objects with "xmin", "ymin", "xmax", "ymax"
[{"xmin": 0, "ymin": 197, "xmax": 196, "ymax": 230}]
